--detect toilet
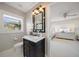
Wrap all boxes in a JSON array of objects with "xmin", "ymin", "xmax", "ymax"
[{"xmin": 14, "ymin": 42, "xmax": 23, "ymax": 56}]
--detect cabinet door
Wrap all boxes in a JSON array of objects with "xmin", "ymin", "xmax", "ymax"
[
  {"xmin": 23, "ymin": 39, "xmax": 30, "ymax": 57},
  {"xmin": 35, "ymin": 39, "xmax": 45, "ymax": 57},
  {"xmin": 24, "ymin": 46, "xmax": 29, "ymax": 57},
  {"xmin": 29, "ymin": 45, "xmax": 36, "ymax": 57}
]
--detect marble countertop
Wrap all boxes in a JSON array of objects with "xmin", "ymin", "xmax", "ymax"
[{"xmin": 22, "ymin": 35, "xmax": 45, "ymax": 43}]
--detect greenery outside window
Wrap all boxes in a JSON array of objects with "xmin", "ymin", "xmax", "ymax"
[{"xmin": 3, "ymin": 14, "xmax": 23, "ymax": 32}]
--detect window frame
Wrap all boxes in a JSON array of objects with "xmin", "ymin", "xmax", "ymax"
[{"xmin": 3, "ymin": 14, "xmax": 23, "ymax": 33}]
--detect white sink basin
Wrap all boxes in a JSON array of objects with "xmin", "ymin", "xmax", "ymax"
[{"xmin": 22, "ymin": 35, "xmax": 45, "ymax": 43}]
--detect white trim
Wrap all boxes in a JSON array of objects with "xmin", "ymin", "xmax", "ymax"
[{"xmin": 3, "ymin": 14, "xmax": 22, "ymax": 21}]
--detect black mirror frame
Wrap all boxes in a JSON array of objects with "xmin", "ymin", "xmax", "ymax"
[{"xmin": 32, "ymin": 8, "xmax": 45, "ymax": 33}]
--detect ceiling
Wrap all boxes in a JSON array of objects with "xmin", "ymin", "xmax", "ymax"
[
  {"xmin": 49, "ymin": 2, "xmax": 79, "ymax": 21},
  {"xmin": 4, "ymin": 2, "xmax": 39, "ymax": 13}
]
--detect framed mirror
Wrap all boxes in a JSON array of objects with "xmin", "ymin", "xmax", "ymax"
[{"xmin": 32, "ymin": 7, "xmax": 45, "ymax": 33}]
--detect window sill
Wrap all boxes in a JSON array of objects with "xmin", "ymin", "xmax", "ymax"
[{"xmin": 0, "ymin": 31, "xmax": 24, "ymax": 34}]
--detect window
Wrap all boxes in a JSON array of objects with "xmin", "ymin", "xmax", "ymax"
[{"xmin": 3, "ymin": 14, "xmax": 23, "ymax": 32}]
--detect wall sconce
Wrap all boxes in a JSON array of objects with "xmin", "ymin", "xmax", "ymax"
[{"xmin": 32, "ymin": 5, "xmax": 45, "ymax": 15}]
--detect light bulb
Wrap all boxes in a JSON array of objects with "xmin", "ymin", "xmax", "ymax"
[
  {"xmin": 39, "ymin": 7, "xmax": 44, "ymax": 12},
  {"xmin": 39, "ymin": 5, "xmax": 45, "ymax": 12},
  {"xmin": 34, "ymin": 9, "xmax": 39, "ymax": 14},
  {"xmin": 32, "ymin": 12, "xmax": 35, "ymax": 15}
]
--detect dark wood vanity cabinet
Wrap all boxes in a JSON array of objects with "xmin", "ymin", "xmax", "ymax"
[{"xmin": 23, "ymin": 38, "xmax": 45, "ymax": 57}]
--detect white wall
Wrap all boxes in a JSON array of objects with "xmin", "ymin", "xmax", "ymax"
[
  {"xmin": 0, "ymin": 3, "xmax": 25, "ymax": 52},
  {"xmin": 0, "ymin": 32, "xmax": 24, "ymax": 52},
  {"xmin": 26, "ymin": 11, "xmax": 33, "ymax": 35}
]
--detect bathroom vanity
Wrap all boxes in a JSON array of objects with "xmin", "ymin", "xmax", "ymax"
[{"xmin": 23, "ymin": 35, "xmax": 45, "ymax": 57}]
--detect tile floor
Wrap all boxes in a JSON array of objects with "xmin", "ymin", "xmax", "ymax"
[{"xmin": 0, "ymin": 48, "xmax": 23, "ymax": 57}]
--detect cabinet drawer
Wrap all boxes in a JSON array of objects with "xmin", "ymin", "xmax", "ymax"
[
  {"xmin": 29, "ymin": 41, "xmax": 35, "ymax": 46},
  {"xmin": 23, "ymin": 39, "xmax": 29, "ymax": 46},
  {"xmin": 23, "ymin": 39, "xmax": 35, "ymax": 47},
  {"xmin": 36, "ymin": 39, "xmax": 45, "ymax": 47}
]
